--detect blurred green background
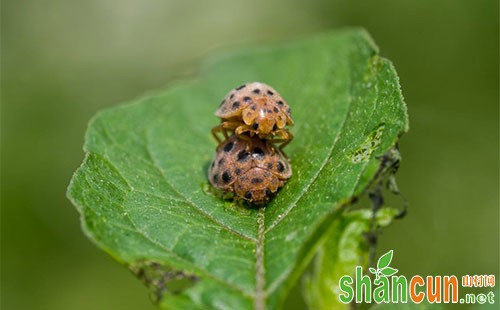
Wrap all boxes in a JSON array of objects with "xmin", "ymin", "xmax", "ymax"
[{"xmin": 2, "ymin": 0, "xmax": 498, "ymax": 309}]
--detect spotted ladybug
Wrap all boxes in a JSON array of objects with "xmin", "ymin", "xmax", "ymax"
[
  {"xmin": 212, "ymin": 82, "xmax": 294, "ymax": 150},
  {"xmin": 208, "ymin": 135, "xmax": 292, "ymax": 205}
]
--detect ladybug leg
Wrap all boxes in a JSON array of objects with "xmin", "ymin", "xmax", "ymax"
[
  {"xmin": 235, "ymin": 125, "xmax": 256, "ymax": 151},
  {"xmin": 236, "ymin": 132, "xmax": 255, "ymax": 151},
  {"xmin": 277, "ymin": 130, "xmax": 293, "ymax": 151},
  {"xmin": 212, "ymin": 121, "xmax": 241, "ymax": 146},
  {"xmin": 235, "ymin": 124, "xmax": 254, "ymax": 136},
  {"xmin": 266, "ymin": 130, "xmax": 293, "ymax": 156},
  {"xmin": 264, "ymin": 140, "xmax": 278, "ymax": 156},
  {"xmin": 221, "ymin": 121, "xmax": 241, "ymax": 133},
  {"xmin": 211, "ymin": 124, "xmax": 225, "ymax": 144}
]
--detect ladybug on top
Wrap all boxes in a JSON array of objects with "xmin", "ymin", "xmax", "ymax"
[{"xmin": 212, "ymin": 82, "xmax": 294, "ymax": 150}]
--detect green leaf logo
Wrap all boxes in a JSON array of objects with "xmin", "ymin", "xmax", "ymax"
[
  {"xmin": 380, "ymin": 267, "xmax": 398, "ymax": 277},
  {"xmin": 370, "ymin": 250, "xmax": 398, "ymax": 280},
  {"xmin": 377, "ymin": 250, "xmax": 393, "ymax": 269}
]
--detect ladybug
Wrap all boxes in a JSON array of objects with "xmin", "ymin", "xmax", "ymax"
[
  {"xmin": 212, "ymin": 82, "xmax": 294, "ymax": 150},
  {"xmin": 208, "ymin": 135, "xmax": 292, "ymax": 205}
]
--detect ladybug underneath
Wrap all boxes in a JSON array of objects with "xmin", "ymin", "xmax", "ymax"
[
  {"xmin": 208, "ymin": 135, "xmax": 292, "ymax": 205},
  {"xmin": 212, "ymin": 82, "xmax": 294, "ymax": 150}
]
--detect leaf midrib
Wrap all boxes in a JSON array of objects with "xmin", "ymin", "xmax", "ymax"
[{"xmin": 263, "ymin": 52, "xmax": 383, "ymax": 298}]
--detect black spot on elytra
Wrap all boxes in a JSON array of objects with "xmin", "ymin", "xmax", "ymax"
[
  {"xmin": 223, "ymin": 142, "xmax": 234, "ymax": 152},
  {"xmin": 213, "ymin": 174, "xmax": 219, "ymax": 184},
  {"xmin": 273, "ymin": 107, "xmax": 279, "ymax": 113},
  {"xmin": 272, "ymin": 124, "xmax": 278, "ymax": 131},
  {"xmin": 222, "ymin": 171, "xmax": 231, "ymax": 183},
  {"xmin": 252, "ymin": 123, "xmax": 259, "ymax": 130},
  {"xmin": 237, "ymin": 150, "xmax": 250, "ymax": 162},
  {"xmin": 267, "ymin": 90, "xmax": 274, "ymax": 96},
  {"xmin": 277, "ymin": 161, "xmax": 285, "ymax": 173},
  {"xmin": 244, "ymin": 96, "xmax": 252, "ymax": 103},
  {"xmin": 250, "ymin": 105, "xmax": 257, "ymax": 111},
  {"xmin": 277, "ymin": 100, "xmax": 284, "ymax": 106},
  {"xmin": 252, "ymin": 147, "xmax": 265, "ymax": 158},
  {"xmin": 267, "ymin": 162, "xmax": 273, "ymax": 169},
  {"xmin": 267, "ymin": 109, "xmax": 272, "ymax": 113},
  {"xmin": 219, "ymin": 100, "xmax": 225, "ymax": 107},
  {"xmin": 244, "ymin": 191, "xmax": 252, "ymax": 199},
  {"xmin": 251, "ymin": 178, "xmax": 263, "ymax": 184},
  {"xmin": 287, "ymin": 107, "xmax": 291, "ymax": 114},
  {"xmin": 235, "ymin": 168, "xmax": 242, "ymax": 175},
  {"xmin": 211, "ymin": 161, "xmax": 215, "ymax": 168},
  {"xmin": 252, "ymin": 89, "xmax": 260, "ymax": 94},
  {"xmin": 265, "ymin": 188, "xmax": 272, "ymax": 197},
  {"xmin": 236, "ymin": 84, "xmax": 246, "ymax": 90},
  {"xmin": 232, "ymin": 101, "xmax": 240, "ymax": 109},
  {"xmin": 218, "ymin": 158, "xmax": 225, "ymax": 166},
  {"xmin": 230, "ymin": 94, "xmax": 234, "ymax": 99}
]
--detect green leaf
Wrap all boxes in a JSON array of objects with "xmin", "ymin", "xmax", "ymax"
[
  {"xmin": 302, "ymin": 208, "xmax": 399, "ymax": 309},
  {"xmin": 377, "ymin": 250, "xmax": 394, "ymax": 270},
  {"xmin": 67, "ymin": 28, "xmax": 408, "ymax": 309},
  {"xmin": 380, "ymin": 267, "xmax": 398, "ymax": 277}
]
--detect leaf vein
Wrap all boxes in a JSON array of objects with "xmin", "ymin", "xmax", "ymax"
[{"xmin": 84, "ymin": 154, "xmax": 254, "ymax": 297}]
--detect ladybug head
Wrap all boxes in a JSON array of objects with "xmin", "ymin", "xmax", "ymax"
[
  {"xmin": 242, "ymin": 97, "xmax": 279, "ymax": 136},
  {"xmin": 252, "ymin": 111, "xmax": 276, "ymax": 135}
]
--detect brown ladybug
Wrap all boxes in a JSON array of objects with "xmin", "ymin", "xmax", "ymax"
[
  {"xmin": 212, "ymin": 82, "xmax": 294, "ymax": 150},
  {"xmin": 208, "ymin": 135, "xmax": 292, "ymax": 205}
]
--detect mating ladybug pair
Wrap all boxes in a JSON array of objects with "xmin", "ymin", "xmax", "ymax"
[{"xmin": 208, "ymin": 82, "xmax": 294, "ymax": 205}]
